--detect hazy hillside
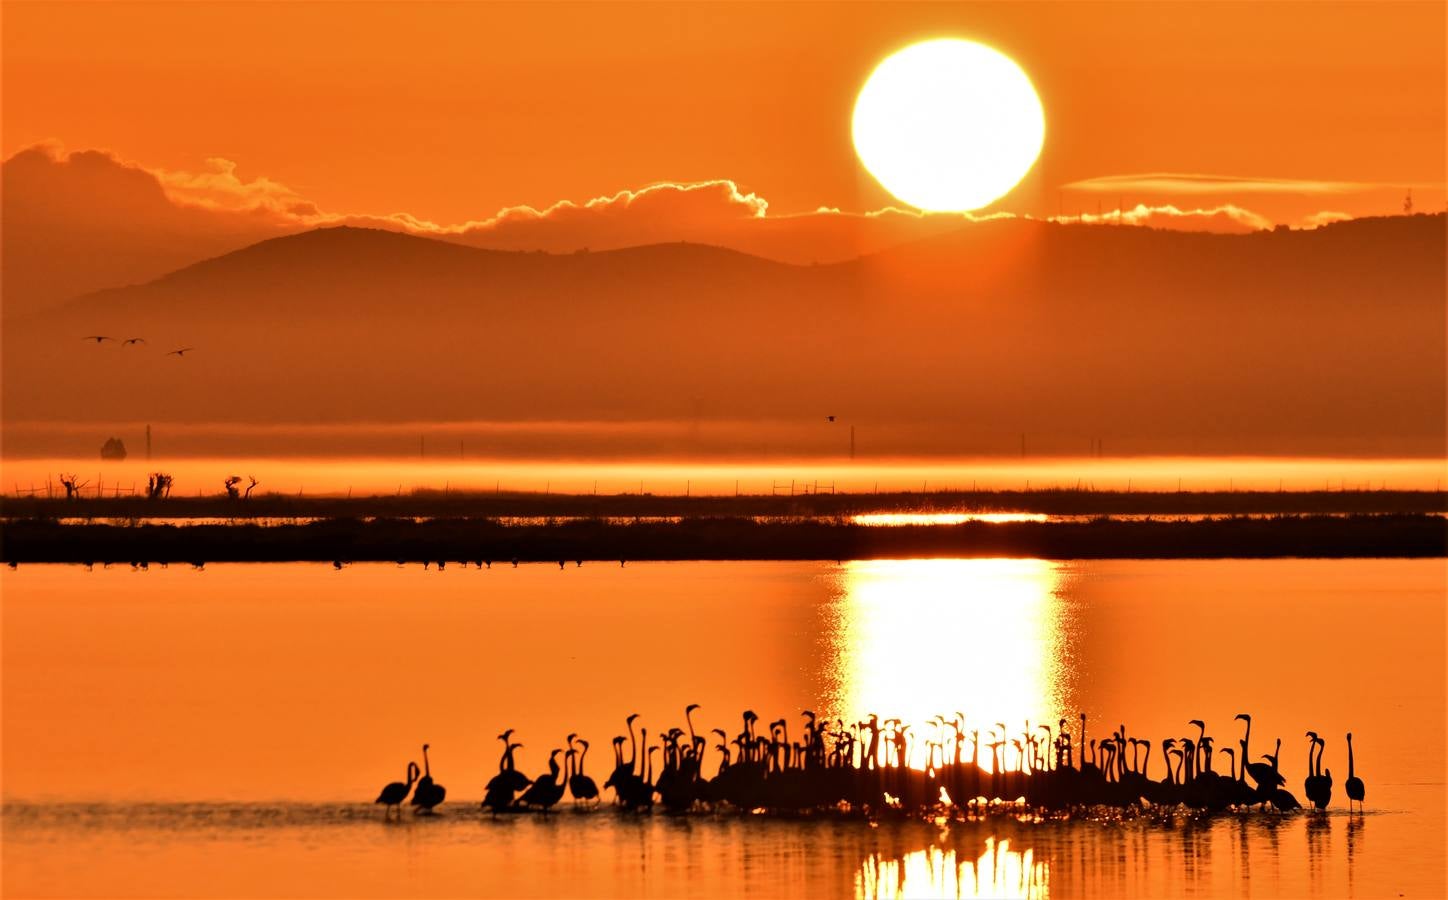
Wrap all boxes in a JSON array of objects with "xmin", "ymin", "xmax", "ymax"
[{"xmin": 4, "ymin": 216, "xmax": 1444, "ymax": 457}]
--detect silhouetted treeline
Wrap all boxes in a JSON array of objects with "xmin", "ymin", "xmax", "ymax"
[
  {"xmin": 2, "ymin": 514, "xmax": 1442, "ymax": 563},
  {"xmin": 2, "ymin": 488, "xmax": 1442, "ymax": 521}
]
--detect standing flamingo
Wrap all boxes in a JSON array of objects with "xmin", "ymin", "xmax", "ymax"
[
  {"xmin": 606, "ymin": 713, "xmax": 641, "ymax": 799},
  {"xmin": 483, "ymin": 733, "xmax": 529, "ymax": 814},
  {"xmin": 519, "ymin": 749, "xmax": 566, "ymax": 814},
  {"xmin": 1303, "ymin": 733, "xmax": 1332, "ymax": 811},
  {"xmin": 1345, "ymin": 732, "xmax": 1366, "ymax": 812},
  {"xmin": 568, "ymin": 736, "xmax": 600, "ymax": 804},
  {"xmin": 411, "ymin": 743, "xmax": 447, "ymax": 814},
  {"xmin": 375, "ymin": 761, "xmax": 420, "ymax": 818}
]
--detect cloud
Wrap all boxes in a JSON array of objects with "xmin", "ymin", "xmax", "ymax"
[
  {"xmin": 1063, "ymin": 172, "xmax": 1429, "ymax": 196},
  {"xmin": 1050, "ymin": 202, "xmax": 1273, "ymax": 233},
  {"xmin": 2, "ymin": 144, "xmax": 295, "ymax": 314},
  {"xmin": 156, "ymin": 157, "xmax": 320, "ymax": 217},
  {"xmin": 448, "ymin": 180, "xmax": 769, "ymax": 250},
  {"xmin": 1295, "ymin": 210, "xmax": 1356, "ymax": 229},
  {"xmin": 8, "ymin": 142, "xmax": 1394, "ymax": 314}
]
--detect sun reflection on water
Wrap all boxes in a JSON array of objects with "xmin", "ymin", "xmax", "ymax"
[
  {"xmin": 851, "ymin": 513, "xmax": 1051, "ymax": 526},
  {"xmin": 856, "ymin": 838, "xmax": 1050, "ymax": 899},
  {"xmin": 822, "ymin": 559, "xmax": 1075, "ymax": 770}
]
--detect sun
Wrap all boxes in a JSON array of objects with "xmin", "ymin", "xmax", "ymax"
[{"xmin": 853, "ymin": 39, "xmax": 1045, "ymax": 212}]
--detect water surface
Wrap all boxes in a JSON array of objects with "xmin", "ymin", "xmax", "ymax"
[{"xmin": 3, "ymin": 559, "xmax": 1444, "ymax": 897}]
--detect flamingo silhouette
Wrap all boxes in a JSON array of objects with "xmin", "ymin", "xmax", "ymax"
[
  {"xmin": 1345, "ymin": 732, "xmax": 1366, "ymax": 812},
  {"xmin": 605, "ymin": 713, "xmax": 641, "ymax": 799},
  {"xmin": 567, "ymin": 735, "xmax": 600, "ymax": 804},
  {"xmin": 1303, "ymin": 732, "xmax": 1331, "ymax": 810},
  {"xmin": 411, "ymin": 743, "xmax": 446, "ymax": 814},
  {"xmin": 482, "ymin": 730, "xmax": 530, "ymax": 813},
  {"xmin": 519, "ymin": 749, "xmax": 566, "ymax": 813},
  {"xmin": 453, "ymin": 707, "xmax": 1367, "ymax": 820},
  {"xmin": 375, "ymin": 761, "xmax": 420, "ymax": 818},
  {"xmin": 1258, "ymin": 745, "xmax": 1301, "ymax": 812}
]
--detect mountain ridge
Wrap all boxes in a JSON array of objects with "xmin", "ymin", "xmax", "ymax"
[{"xmin": 4, "ymin": 214, "xmax": 1442, "ymax": 457}]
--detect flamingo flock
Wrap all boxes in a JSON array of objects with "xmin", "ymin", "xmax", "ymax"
[{"xmin": 376, "ymin": 710, "xmax": 1367, "ymax": 819}]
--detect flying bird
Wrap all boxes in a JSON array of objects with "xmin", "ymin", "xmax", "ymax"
[
  {"xmin": 167, "ymin": 348, "xmax": 195, "ymax": 357},
  {"xmin": 122, "ymin": 338, "xmax": 146, "ymax": 346},
  {"xmin": 825, "ymin": 415, "xmax": 836, "ymax": 422},
  {"xmin": 82, "ymin": 335, "xmax": 113, "ymax": 343}
]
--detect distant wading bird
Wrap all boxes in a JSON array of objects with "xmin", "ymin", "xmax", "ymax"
[
  {"xmin": 481, "ymin": 732, "xmax": 529, "ymax": 814},
  {"xmin": 1345, "ymin": 732, "xmax": 1366, "ymax": 812},
  {"xmin": 411, "ymin": 743, "xmax": 447, "ymax": 814},
  {"xmin": 518, "ymin": 749, "xmax": 566, "ymax": 814},
  {"xmin": 376, "ymin": 761, "xmax": 420, "ymax": 818},
  {"xmin": 1303, "ymin": 732, "xmax": 1332, "ymax": 811},
  {"xmin": 567, "ymin": 734, "xmax": 600, "ymax": 804}
]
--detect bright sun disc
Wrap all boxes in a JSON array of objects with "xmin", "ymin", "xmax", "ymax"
[{"xmin": 853, "ymin": 39, "xmax": 1045, "ymax": 212}]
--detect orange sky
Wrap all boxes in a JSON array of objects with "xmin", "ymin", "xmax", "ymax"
[{"xmin": 4, "ymin": 1, "xmax": 1444, "ymax": 230}]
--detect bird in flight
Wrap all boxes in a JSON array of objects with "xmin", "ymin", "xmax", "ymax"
[
  {"xmin": 825, "ymin": 415, "xmax": 837, "ymax": 422},
  {"xmin": 82, "ymin": 335, "xmax": 113, "ymax": 343},
  {"xmin": 167, "ymin": 347, "xmax": 195, "ymax": 357},
  {"xmin": 122, "ymin": 337, "xmax": 146, "ymax": 346}
]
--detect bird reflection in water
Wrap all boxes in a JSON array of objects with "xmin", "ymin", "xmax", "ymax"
[
  {"xmin": 1345, "ymin": 814, "xmax": 1363, "ymax": 895},
  {"xmin": 824, "ymin": 558, "xmax": 1074, "ymax": 771},
  {"xmin": 1306, "ymin": 813, "xmax": 1330, "ymax": 886},
  {"xmin": 856, "ymin": 836, "xmax": 1048, "ymax": 899}
]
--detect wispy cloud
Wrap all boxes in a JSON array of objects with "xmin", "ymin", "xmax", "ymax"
[
  {"xmin": 1296, "ymin": 210, "xmax": 1356, "ymax": 229},
  {"xmin": 156, "ymin": 157, "xmax": 319, "ymax": 217},
  {"xmin": 1063, "ymin": 172, "xmax": 1434, "ymax": 196},
  {"xmin": 1049, "ymin": 202, "xmax": 1272, "ymax": 233},
  {"xmin": 9, "ymin": 142, "xmax": 1401, "ymax": 281}
]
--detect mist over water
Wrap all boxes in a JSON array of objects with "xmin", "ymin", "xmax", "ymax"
[{"xmin": 5, "ymin": 454, "xmax": 1444, "ymax": 498}]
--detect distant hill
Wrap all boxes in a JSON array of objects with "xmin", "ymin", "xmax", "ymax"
[{"xmin": 4, "ymin": 215, "xmax": 1444, "ymax": 458}]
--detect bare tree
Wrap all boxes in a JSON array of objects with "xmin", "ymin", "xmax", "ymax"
[
  {"xmin": 147, "ymin": 473, "xmax": 173, "ymax": 500},
  {"xmin": 244, "ymin": 475, "xmax": 259, "ymax": 500},
  {"xmin": 58, "ymin": 473, "xmax": 88, "ymax": 500},
  {"xmin": 224, "ymin": 475, "xmax": 243, "ymax": 500}
]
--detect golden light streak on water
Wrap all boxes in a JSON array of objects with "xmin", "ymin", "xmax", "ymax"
[
  {"xmin": 855, "ymin": 838, "xmax": 1050, "ymax": 899},
  {"xmin": 822, "ymin": 559, "xmax": 1075, "ymax": 771},
  {"xmin": 851, "ymin": 513, "xmax": 1051, "ymax": 525}
]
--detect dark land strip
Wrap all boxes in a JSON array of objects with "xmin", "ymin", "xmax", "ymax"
[
  {"xmin": 2, "ymin": 488, "xmax": 1443, "ymax": 521},
  {"xmin": 3, "ymin": 514, "xmax": 1443, "ymax": 563}
]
